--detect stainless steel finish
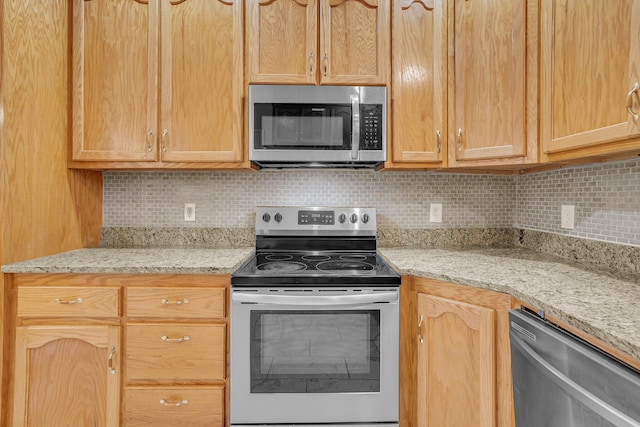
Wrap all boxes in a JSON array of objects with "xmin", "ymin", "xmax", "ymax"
[
  {"xmin": 232, "ymin": 290, "xmax": 398, "ymax": 306},
  {"xmin": 230, "ymin": 287, "xmax": 399, "ymax": 425},
  {"xmin": 248, "ymin": 85, "xmax": 387, "ymax": 167},
  {"xmin": 232, "ymin": 425, "xmax": 398, "ymax": 427},
  {"xmin": 510, "ymin": 309, "xmax": 640, "ymax": 427},
  {"xmin": 351, "ymin": 93, "xmax": 360, "ymax": 160}
]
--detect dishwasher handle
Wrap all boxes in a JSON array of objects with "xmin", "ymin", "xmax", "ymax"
[
  {"xmin": 511, "ymin": 332, "xmax": 640, "ymax": 427},
  {"xmin": 232, "ymin": 291, "xmax": 398, "ymax": 306}
]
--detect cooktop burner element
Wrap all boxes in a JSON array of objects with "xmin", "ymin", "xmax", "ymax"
[{"xmin": 231, "ymin": 207, "xmax": 400, "ymax": 287}]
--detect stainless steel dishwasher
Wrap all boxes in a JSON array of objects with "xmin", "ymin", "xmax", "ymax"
[{"xmin": 510, "ymin": 309, "xmax": 640, "ymax": 427}]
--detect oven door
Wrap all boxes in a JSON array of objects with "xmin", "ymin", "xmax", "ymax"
[{"xmin": 230, "ymin": 287, "xmax": 399, "ymax": 425}]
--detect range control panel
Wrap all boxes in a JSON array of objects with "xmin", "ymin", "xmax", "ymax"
[{"xmin": 256, "ymin": 206, "xmax": 376, "ymax": 235}]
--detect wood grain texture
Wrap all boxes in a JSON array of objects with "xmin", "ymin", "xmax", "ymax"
[
  {"xmin": 247, "ymin": 0, "xmax": 318, "ymax": 83},
  {"xmin": 541, "ymin": 0, "xmax": 640, "ymax": 159},
  {"xmin": 12, "ymin": 325, "xmax": 120, "ymax": 427},
  {"xmin": 124, "ymin": 386, "xmax": 224, "ymax": 426},
  {"xmin": 161, "ymin": 0, "xmax": 244, "ymax": 163},
  {"xmin": 126, "ymin": 323, "xmax": 225, "ymax": 383},
  {"xmin": 320, "ymin": 0, "xmax": 390, "ymax": 84},
  {"xmin": 126, "ymin": 287, "xmax": 226, "ymax": 319},
  {"xmin": 17, "ymin": 286, "xmax": 120, "ymax": 318},
  {"xmin": 399, "ymin": 277, "xmax": 417, "ymax": 427},
  {"xmin": 388, "ymin": 0, "xmax": 445, "ymax": 167}
]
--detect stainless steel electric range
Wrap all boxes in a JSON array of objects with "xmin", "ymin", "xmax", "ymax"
[{"xmin": 230, "ymin": 206, "xmax": 400, "ymax": 427}]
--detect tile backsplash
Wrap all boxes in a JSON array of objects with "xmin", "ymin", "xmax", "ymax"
[{"xmin": 103, "ymin": 158, "xmax": 640, "ymax": 247}]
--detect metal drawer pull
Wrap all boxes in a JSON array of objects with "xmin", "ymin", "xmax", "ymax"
[
  {"xmin": 107, "ymin": 347, "xmax": 117, "ymax": 375},
  {"xmin": 418, "ymin": 315, "xmax": 424, "ymax": 344},
  {"xmin": 626, "ymin": 82, "xmax": 640, "ymax": 122},
  {"xmin": 55, "ymin": 297, "xmax": 83, "ymax": 305},
  {"xmin": 161, "ymin": 298, "xmax": 190, "ymax": 305},
  {"xmin": 161, "ymin": 335, "xmax": 190, "ymax": 343},
  {"xmin": 159, "ymin": 399, "xmax": 188, "ymax": 407}
]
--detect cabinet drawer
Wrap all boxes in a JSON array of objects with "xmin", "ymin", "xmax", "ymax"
[
  {"xmin": 127, "ymin": 287, "xmax": 225, "ymax": 319},
  {"xmin": 124, "ymin": 386, "xmax": 224, "ymax": 427},
  {"xmin": 17, "ymin": 287, "xmax": 119, "ymax": 318},
  {"xmin": 126, "ymin": 323, "xmax": 225, "ymax": 382}
]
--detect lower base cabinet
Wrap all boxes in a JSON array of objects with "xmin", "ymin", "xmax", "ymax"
[{"xmin": 400, "ymin": 276, "xmax": 513, "ymax": 427}]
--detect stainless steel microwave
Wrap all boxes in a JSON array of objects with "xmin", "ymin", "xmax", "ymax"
[{"xmin": 249, "ymin": 84, "xmax": 387, "ymax": 168}]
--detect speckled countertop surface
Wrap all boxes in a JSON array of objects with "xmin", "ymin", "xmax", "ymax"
[
  {"xmin": 378, "ymin": 247, "xmax": 640, "ymax": 361},
  {"xmin": 2, "ymin": 246, "xmax": 639, "ymax": 360}
]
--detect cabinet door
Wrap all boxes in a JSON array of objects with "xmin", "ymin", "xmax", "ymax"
[
  {"xmin": 450, "ymin": 0, "xmax": 526, "ymax": 163},
  {"xmin": 320, "ymin": 0, "xmax": 390, "ymax": 85},
  {"xmin": 389, "ymin": 0, "xmax": 446, "ymax": 167},
  {"xmin": 417, "ymin": 293, "xmax": 495, "ymax": 427},
  {"xmin": 160, "ymin": 0, "xmax": 244, "ymax": 163},
  {"xmin": 541, "ymin": 0, "xmax": 640, "ymax": 158},
  {"xmin": 13, "ymin": 325, "xmax": 120, "ymax": 427},
  {"xmin": 246, "ymin": 0, "xmax": 318, "ymax": 84},
  {"xmin": 72, "ymin": 0, "xmax": 159, "ymax": 162}
]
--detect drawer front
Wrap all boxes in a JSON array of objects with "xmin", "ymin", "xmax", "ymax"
[
  {"xmin": 127, "ymin": 287, "xmax": 225, "ymax": 319},
  {"xmin": 126, "ymin": 324, "xmax": 225, "ymax": 382},
  {"xmin": 17, "ymin": 287, "xmax": 119, "ymax": 318},
  {"xmin": 124, "ymin": 386, "xmax": 224, "ymax": 427}
]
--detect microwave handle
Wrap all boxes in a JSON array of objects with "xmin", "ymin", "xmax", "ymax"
[
  {"xmin": 351, "ymin": 93, "xmax": 360, "ymax": 160},
  {"xmin": 232, "ymin": 291, "xmax": 397, "ymax": 306}
]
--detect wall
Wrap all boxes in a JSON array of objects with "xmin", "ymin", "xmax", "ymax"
[{"xmin": 103, "ymin": 158, "xmax": 640, "ymax": 247}]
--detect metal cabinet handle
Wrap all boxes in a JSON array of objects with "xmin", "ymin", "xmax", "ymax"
[
  {"xmin": 161, "ymin": 129, "xmax": 168, "ymax": 152},
  {"xmin": 146, "ymin": 129, "xmax": 155, "ymax": 152},
  {"xmin": 456, "ymin": 128, "xmax": 464, "ymax": 152},
  {"xmin": 626, "ymin": 82, "xmax": 640, "ymax": 122},
  {"xmin": 107, "ymin": 347, "xmax": 117, "ymax": 375},
  {"xmin": 161, "ymin": 298, "xmax": 189, "ymax": 305},
  {"xmin": 308, "ymin": 52, "xmax": 315, "ymax": 75},
  {"xmin": 55, "ymin": 297, "xmax": 83, "ymax": 305},
  {"xmin": 160, "ymin": 399, "xmax": 188, "ymax": 407},
  {"xmin": 322, "ymin": 53, "xmax": 328, "ymax": 77},
  {"xmin": 161, "ymin": 335, "xmax": 190, "ymax": 343},
  {"xmin": 418, "ymin": 315, "xmax": 424, "ymax": 344},
  {"xmin": 436, "ymin": 130, "xmax": 442, "ymax": 154}
]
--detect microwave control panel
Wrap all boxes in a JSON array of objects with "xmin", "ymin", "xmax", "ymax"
[{"xmin": 360, "ymin": 104, "xmax": 383, "ymax": 150}]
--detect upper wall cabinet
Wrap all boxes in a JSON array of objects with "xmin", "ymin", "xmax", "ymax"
[
  {"xmin": 447, "ymin": 0, "xmax": 538, "ymax": 169},
  {"xmin": 246, "ymin": 0, "xmax": 390, "ymax": 85},
  {"xmin": 71, "ymin": 0, "xmax": 245, "ymax": 169},
  {"xmin": 387, "ymin": 0, "xmax": 447, "ymax": 168},
  {"xmin": 540, "ymin": 0, "xmax": 640, "ymax": 163}
]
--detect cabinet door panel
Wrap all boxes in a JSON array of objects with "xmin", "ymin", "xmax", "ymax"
[
  {"xmin": 451, "ymin": 0, "xmax": 526, "ymax": 161},
  {"xmin": 320, "ymin": 0, "xmax": 390, "ymax": 84},
  {"xmin": 417, "ymin": 294, "xmax": 495, "ymax": 427},
  {"xmin": 73, "ymin": 0, "xmax": 158, "ymax": 161},
  {"xmin": 247, "ymin": 0, "xmax": 318, "ymax": 83},
  {"xmin": 390, "ymin": 0, "xmax": 446, "ymax": 165},
  {"xmin": 541, "ymin": 0, "xmax": 640, "ymax": 155},
  {"xmin": 161, "ymin": 0, "xmax": 243, "ymax": 162},
  {"xmin": 13, "ymin": 326, "xmax": 120, "ymax": 427}
]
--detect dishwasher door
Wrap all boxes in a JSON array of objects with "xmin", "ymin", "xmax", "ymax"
[{"xmin": 509, "ymin": 309, "xmax": 640, "ymax": 427}]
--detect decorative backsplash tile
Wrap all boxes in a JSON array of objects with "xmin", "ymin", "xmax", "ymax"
[{"xmin": 102, "ymin": 158, "xmax": 640, "ymax": 247}]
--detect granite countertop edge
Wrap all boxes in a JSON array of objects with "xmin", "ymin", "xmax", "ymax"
[{"xmin": 2, "ymin": 246, "xmax": 639, "ymax": 361}]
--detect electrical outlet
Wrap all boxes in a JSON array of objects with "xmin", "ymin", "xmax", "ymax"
[
  {"xmin": 430, "ymin": 203, "xmax": 443, "ymax": 223},
  {"xmin": 184, "ymin": 203, "xmax": 196, "ymax": 222},
  {"xmin": 561, "ymin": 205, "xmax": 574, "ymax": 229}
]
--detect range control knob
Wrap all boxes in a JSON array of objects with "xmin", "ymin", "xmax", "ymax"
[
  {"xmin": 262, "ymin": 213, "xmax": 271, "ymax": 223},
  {"xmin": 339, "ymin": 213, "xmax": 347, "ymax": 224},
  {"xmin": 274, "ymin": 213, "xmax": 283, "ymax": 223},
  {"xmin": 362, "ymin": 213, "xmax": 370, "ymax": 224},
  {"xmin": 350, "ymin": 213, "xmax": 358, "ymax": 224}
]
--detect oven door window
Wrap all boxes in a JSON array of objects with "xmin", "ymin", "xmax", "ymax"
[
  {"xmin": 250, "ymin": 310, "xmax": 380, "ymax": 393},
  {"xmin": 254, "ymin": 103, "xmax": 351, "ymax": 149}
]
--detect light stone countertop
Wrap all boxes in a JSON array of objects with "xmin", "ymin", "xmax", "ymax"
[
  {"xmin": 378, "ymin": 247, "xmax": 640, "ymax": 361},
  {"xmin": 3, "ymin": 246, "xmax": 639, "ymax": 361}
]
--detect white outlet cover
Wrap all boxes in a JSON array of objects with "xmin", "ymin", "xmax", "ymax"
[
  {"xmin": 561, "ymin": 205, "xmax": 574, "ymax": 230},
  {"xmin": 430, "ymin": 203, "xmax": 443, "ymax": 223},
  {"xmin": 184, "ymin": 203, "xmax": 196, "ymax": 222}
]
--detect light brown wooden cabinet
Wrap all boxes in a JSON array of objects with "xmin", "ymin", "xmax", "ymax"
[
  {"xmin": 400, "ymin": 276, "xmax": 513, "ymax": 427},
  {"xmin": 540, "ymin": 0, "xmax": 640, "ymax": 163},
  {"xmin": 246, "ymin": 0, "xmax": 390, "ymax": 85},
  {"xmin": 71, "ymin": 0, "xmax": 245, "ymax": 169},
  {"xmin": 387, "ymin": 0, "xmax": 446, "ymax": 168},
  {"xmin": 447, "ymin": 0, "xmax": 538, "ymax": 168}
]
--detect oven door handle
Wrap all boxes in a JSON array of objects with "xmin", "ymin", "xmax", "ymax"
[{"xmin": 232, "ymin": 291, "xmax": 398, "ymax": 306}]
